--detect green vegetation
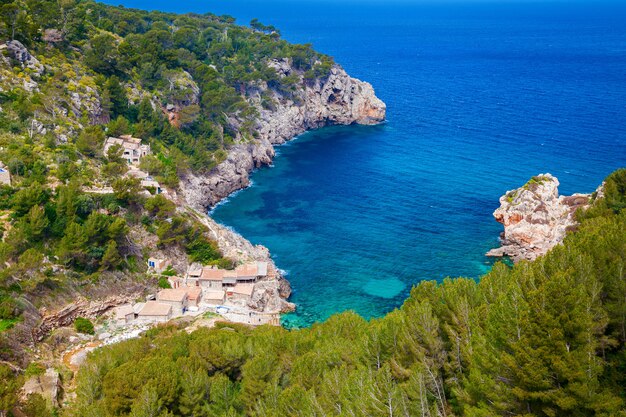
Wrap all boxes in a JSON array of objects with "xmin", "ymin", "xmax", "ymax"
[
  {"xmin": 157, "ymin": 277, "xmax": 171, "ymax": 289},
  {"xmin": 0, "ymin": 0, "xmax": 333, "ymax": 185},
  {"xmin": 68, "ymin": 170, "xmax": 626, "ymax": 416},
  {"xmin": 0, "ymin": 318, "xmax": 18, "ymax": 332},
  {"xmin": 74, "ymin": 317, "xmax": 94, "ymax": 335},
  {"xmin": 522, "ymin": 174, "xmax": 551, "ymax": 191}
]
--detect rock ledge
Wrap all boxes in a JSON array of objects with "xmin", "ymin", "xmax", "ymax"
[{"xmin": 486, "ymin": 174, "xmax": 591, "ymax": 262}]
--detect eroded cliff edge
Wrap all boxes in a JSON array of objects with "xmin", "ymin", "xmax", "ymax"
[
  {"xmin": 180, "ymin": 62, "xmax": 386, "ymax": 210},
  {"xmin": 486, "ymin": 174, "xmax": 595, "ymax": 262},
  {"xmin": 171, "ymin": 62, "xmax": 385, "ymax": 314}
]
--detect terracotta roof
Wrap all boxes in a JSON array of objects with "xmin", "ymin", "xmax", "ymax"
[
  {"xmin": 236, "ymin": 261, "xmax": 268, "ymax": 277},
  {"xmin": 223, "ymin": 270, "xmax": 237, "ymax": 278},
  {"xmin": 114, "ymin": 304, "xmax": 134, "ymax": 319},
  {"xmin": 236, "ymin": 263, "xmax": 258, "ymax": 277},
  {"xmin": 138, "ymin": 301, "xmax": 172, "ymax": 316},
  {"xmin": 231, "ymin": 284, "xmax": 255, "ymax": 297},
  {"xmin": 203, "ymin": 290, "xmax": 225, "ymax": 300},
  {"xmin": 186, "ymin": 287, "xmax": 202, "ymax": 300},
  {"xmin": 157, "ymin": 288, "xmax": 188, "ymax": 302},
  {"xmin": 200, "ymin": 267, "xmax": 225, "ymax": 281}
]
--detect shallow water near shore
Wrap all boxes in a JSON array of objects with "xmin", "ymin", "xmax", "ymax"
[{"xmin": 106, "ymin": 0, "xmax": 626, "ymax": 327}]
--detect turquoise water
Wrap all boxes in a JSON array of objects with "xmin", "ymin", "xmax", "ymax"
[{"xmin": 106, "ymin": 0, "xmax": 626, "ymax": 327}]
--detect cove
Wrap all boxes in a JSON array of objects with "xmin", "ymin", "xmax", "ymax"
[{"xmin": 105, "ymin": 0, "xmax": 626, "ymax": 327}]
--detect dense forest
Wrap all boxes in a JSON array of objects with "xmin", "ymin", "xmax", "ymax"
[
  {"xmin": 0, "ymin": 1, "xmax": 338, "ymax": 414},
  {"xmin": 38, "ymin": 169, "xmax": 620, "ymax": 416},
  {"xmin": 0, "ymin": 0, "xmax": 332, "ymax": 341}
]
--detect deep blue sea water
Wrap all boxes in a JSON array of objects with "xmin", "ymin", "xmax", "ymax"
[{"xmin": 106, "ymin": 0, "xmax": 626, "ymax": 327}]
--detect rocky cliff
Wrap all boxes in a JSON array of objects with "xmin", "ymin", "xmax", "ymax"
[
  {"xmin": 176, "ymin": 62, "xmax": 385, "ymax": 313},
  {"xmin": 486, "ymin": 174, "xmax": 592, "ymax": 262},
  {"xmin": 180, "ymin": 63, "xmax": 386, "ymax": 210}
]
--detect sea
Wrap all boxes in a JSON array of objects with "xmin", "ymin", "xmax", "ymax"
[{"xmin": 104, "ymin": 0, "xmax": 626, "ymax": 327}]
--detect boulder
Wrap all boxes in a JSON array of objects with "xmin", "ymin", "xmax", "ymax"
[
  {"xmin": 5, "ymin": 40, "xmax": 43, "ymax": 76},
  {"xmin": 486, "ymin": 174, "xmax": 591, "ymax": 262},
  {"xmin": 21, "ymin": 368, "xmax": 61, "ymax": 407}
]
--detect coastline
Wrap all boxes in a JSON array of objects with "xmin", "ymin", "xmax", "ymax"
[{"xmin": 175, "ymin": 63, "xmax": 386, "ymax": 317}]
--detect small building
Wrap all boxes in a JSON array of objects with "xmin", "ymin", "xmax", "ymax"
[
  {"xmin": 235, "ymin": 261, "xmax": 268, "ymax": 283},
  {"xmin": 222, "ymin": 270, "xmax": 238, "ymax": 287},
  {"xmin": 199, "ymin": 267, "xmax": 224, "ymax": 290},
  {"xmin": 157, "ymin": 288, "xmax": 188, "ymax": 315},
  {"xmin": 114, "ymin": 304, "xmax": 135, "ymax": 325},
  {"xmin": 203, "ymin": 290, "xmax": 225, "ymax": 305},
  {"xmin": 103, "ymin": 135, "xmax": 150, "ymax": 166},
  {"xmin": 168, "ymin": 276, "xmax": 183, "ymax": 289},
  {"xmin": 186, "ymin": 287, "xmax": 202, "ymax": 307},
  {"xmin": 186, "ymin": 264, "xmax": 203, "ymax": 286},
  {"xmin": 227, "ymin": 283, "xmax": 255, "ymax": 300},
  {"xmin": 0, "ymin": 164, "xmax": 11, "ymax": 186},
  {"xmin": 137, "ymin": 301, "xmax": 172, "ymax": 323},
  {"xmin": 148, "ymin": 257, "xmax": 170, "ymax": 274},
  {"xmin": 141, "ymin": 178, "xmax": 163, "ymax": 194}
]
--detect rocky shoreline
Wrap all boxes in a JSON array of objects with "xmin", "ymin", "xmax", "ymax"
[
  {"xmin": 180, "ymin": 63, "xmax": 386, "ymax": 210},
  {"xmin": 486, "ymin": 173, "xmax": 594, "ymax": 262},
  {"xmin": 177, "ymin": 62, "xmax": 386, "ymax": 313}
]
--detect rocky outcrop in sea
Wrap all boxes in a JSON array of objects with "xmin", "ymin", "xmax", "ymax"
[
  {"xmin": 486, "ymin": 174, "xmax": 592, "ymax": 262},
  {"xmin": 179, "ymin": 63, "xmax": 386, "ymax": 210}
]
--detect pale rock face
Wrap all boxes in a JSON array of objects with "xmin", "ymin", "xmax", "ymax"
[
  {"xmin": 486, "ymin": 173, "xmax": 591, "ymax": 262},
  {"xmin": 5, "ymin": 40, "xmax": 44, "ymax": 77},
  {"xmin": 21, "ymin": 368, "xmax": 61, "ymax": 407},
  {"xmin": 36, "ymin": 294, "xmax": 143, "ymax": 341},
  {"xmin": 180, "ymin": 63, "xmax": 386, "ymax": 210},
  {"xmin": 249, "ymin": 280, "xmax": 296, "ymax": 313}
]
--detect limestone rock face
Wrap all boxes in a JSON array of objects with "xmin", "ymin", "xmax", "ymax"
[
  {"xmin": 5, "ymin": 40, "xmax": 43, "ymax": 76},
  {"xmin": 486, "ymin": 174, "xmax": 591, "ymax": 262},
  {"xmin": 248, "ymin": 280, "xmax": 296, "ymax": 313},
  {"xmin": 180, "ymin": 64, "xmax": 386, "ymax": 210},
  {"xmin": 36, "ymin": 294, "xmax": 143, "ymax": 341},
  {"xmin": 21, "ymin": 368, "xmax": 61, "ymax": 407}
]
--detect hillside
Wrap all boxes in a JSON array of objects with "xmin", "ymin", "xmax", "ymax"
[
  {"xmin": 2, "ymin": 158, "xmax": 624, "ymax": 415},
  {"xmin": 63, "ymin": 169, "xmax": 626, "ymax": 416},
  {"xmin": 0, "ymin": 0, "xmax": 386, "ymax": 409}
]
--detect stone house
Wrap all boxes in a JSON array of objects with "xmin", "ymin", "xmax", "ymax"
[
  {"xmin": 186, "ymin": 287, "xmax": 202, "ymax": 307},
  {"xmin": 203, "ymin": 290, "xmax": 225, "ymax": 305},
  {"xmin": 114, "ymin": 304, "xmax": 135, "ymax": 325},
  {"xmin": 137, "ymin": 301, "xmax": 172, "ymax": 323},
  {"xmin": 157, "ymin": 288, "xmax": 189, "ymax": 315},
  {"xmin": 235, "ymin": 261, "xmax": 268, "ymax": 283},
  {"xmin": 198, "ymin": 267, "xmax": 225, "ymax": 290},
  {"xmin": 148, "ymin": 257, "xmax": 170, "ymax": 274},
  {"xmin": 227, "ymin": 283, "xmax": 255, "ymax": 300},
  {"xmin": 103, "ymin": 135, "xmax": 150, "ymax": 166},
  {"xmin": 186, "ymin": 264, "xmax": 203, "ymax": 285}
]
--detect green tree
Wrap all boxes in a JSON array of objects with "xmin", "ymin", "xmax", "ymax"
[
  {"xmin": 100, "ymin": 240, "xmax": 121, "ymax": 271},
  {"xmin": 84, "ymin": 33, "xmax": 120, "ymax": 75},
  {"xmin": 57, "ymin": 222, "xmax": 88, "ymax": 265},
  {"xmin": 74, "ymin": 317, "xmax": 94, "ymax": 335},
  {"xmin": 76, "ymin": 126, "xmax": 105, "ymax": 157}
]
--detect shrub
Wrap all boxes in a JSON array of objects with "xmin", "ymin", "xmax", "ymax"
[
  {"xmin": 74, "ymin": 317, "xmax": 95, "ymax": 335},
  {"xmin": 158, "ymin": 277, "xmax": 171, "ymax": 289}
]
